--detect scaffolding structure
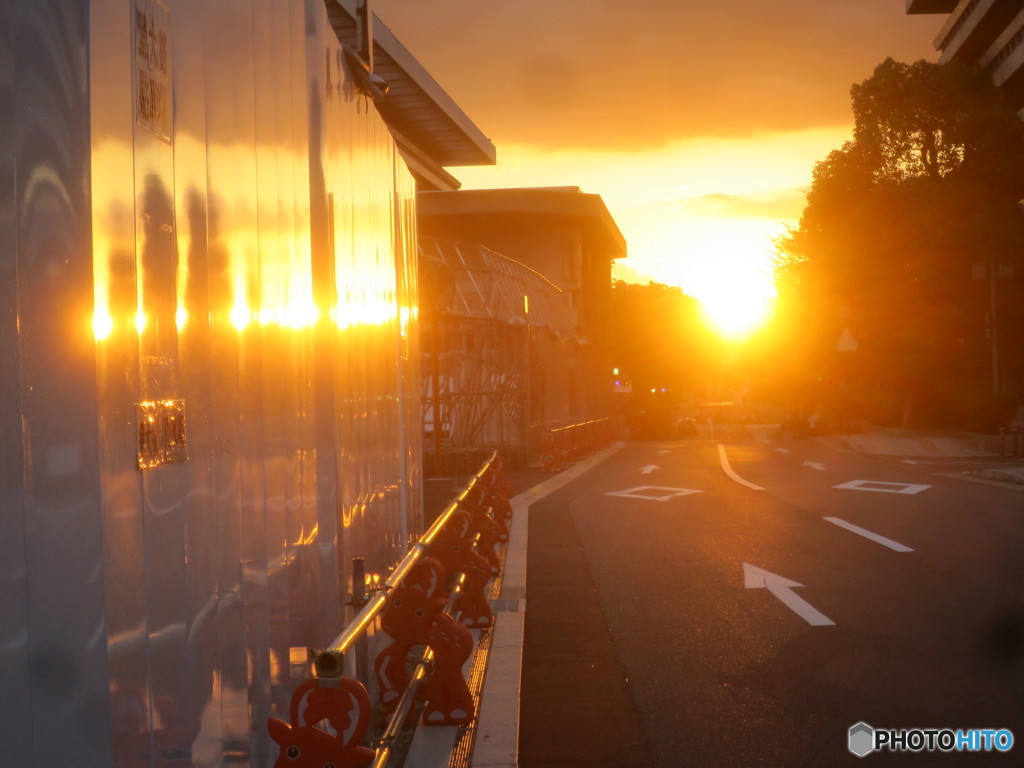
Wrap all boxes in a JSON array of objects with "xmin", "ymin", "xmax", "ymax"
[{"xmin": 420, "ymin": 238, "xmax": 571, "ymax": 474}]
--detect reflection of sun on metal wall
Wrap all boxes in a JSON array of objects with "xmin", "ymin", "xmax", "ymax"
[{"xmin": 0, "ymin": 0, "xmax": 419, "ymax": 766}]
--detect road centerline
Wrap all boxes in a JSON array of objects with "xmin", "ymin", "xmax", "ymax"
[{"xmin": 718, "ymin": 444, "xmax": 765, "ymax": 491}]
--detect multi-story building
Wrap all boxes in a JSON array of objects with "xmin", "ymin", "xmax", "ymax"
[{"xmin": 907, "ymin": 0, "xmax": 1024, "ymax": 117}]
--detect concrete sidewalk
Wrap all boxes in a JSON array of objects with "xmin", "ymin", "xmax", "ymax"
[
  {"xmin": 405, "ymin": 444, "xmax": 626, "ymax": 768},
  {"xmin": 963, "ymin": 466, "xmax": 1024, "ymax": 485},
  {"xmin": 826, "ymin": 427, "xmax": 1001, "ymax": 458},
  {"xmin": 823, "ymin": 428, "xmax": 1024, "ymax": 486}
]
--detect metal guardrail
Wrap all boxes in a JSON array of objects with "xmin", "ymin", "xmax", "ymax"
[
  {"xmin": 271, "ymin": 451, "xmax": 505, "ymax": 768},
  {"xmin": 368, "ymin": 566, "xmax": 471, "ymax": 768},
  {"xmin": 315, "ymin": 453, "xmax": 494, "ymax": 672},
  {"xmin": 540, "ymin": 417, "xmax": 614, "ymax": 472}
]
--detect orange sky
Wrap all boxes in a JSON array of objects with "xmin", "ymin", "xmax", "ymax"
[{"xmin": 375, "ymin": 0, "xmax": 944, "ymax": 334}]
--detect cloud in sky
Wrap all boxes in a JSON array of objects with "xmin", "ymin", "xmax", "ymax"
[
  {"xmin": 374, "ymin": 0, "xmax": 942, "ymax": 150},
  {"xmin": 455, "ymin": 129, "xmax": 850, "ymax": 211},
  {"xmin": 371, "ymin": 1, "xmax": 942, "ymax": 307}
]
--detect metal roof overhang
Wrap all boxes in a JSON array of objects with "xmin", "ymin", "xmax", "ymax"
[{"xmin": 325, "ymin": 0, "xmax": 496, "ymax": 171}]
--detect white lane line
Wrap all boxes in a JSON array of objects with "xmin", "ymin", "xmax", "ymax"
[
  {"xmin": 718, "ymin": 444, "xmax": 764, "ymax": 491},
  {"xmin": 823, "ymin": 517, "xmax": 914, "ymax": 552}
]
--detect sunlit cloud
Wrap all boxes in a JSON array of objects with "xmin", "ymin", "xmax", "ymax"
[
  {"xmin": 375, "ymin": 0, "xmax": 941, "ymax": 150},
  {"xmin": 680, "ymin": 192, "xmax": 807, "ymax": 221}
]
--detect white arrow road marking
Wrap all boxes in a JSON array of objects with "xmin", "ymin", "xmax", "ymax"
[
  {"xmin": 823, "ymin": 517, "xmax": 914, "ymax": 552},
  {"xmin": 743, "ymin": 563, "xmax": 835, "ymax": 626},
  {"xmin": 640, "ymin": 464, "xmax": 660, "ymax": 474},
  {"xmin": 718, "ymin": 445, "xmax": 764, "ymax": 490},
  {"xmin": 833, "ymin": 480, "xmax": 931, "ymax": 495},
  {"xmin": 803, "ymin": 461, "xmax": 826, "ymax": 471},
  {"xmin": 775, "ymin": 448, "xmax": 790, "ymax": 454},
  {"xmin": 605, "ymin": 486, "xmax": 702, "ymax": 502}
]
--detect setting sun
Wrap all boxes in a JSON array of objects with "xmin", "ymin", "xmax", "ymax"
[
  {"xmin": 454, "ymin": 133, "xmax": 832, "ymax": 328},
  {"xmin": 699, "ymin": 279, "xmax": 775, "ymax": 339}
]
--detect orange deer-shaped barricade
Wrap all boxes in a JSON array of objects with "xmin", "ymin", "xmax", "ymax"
[
  {"xmin": 267, "ymin": 676, "xmax": 374, "ymax": 768},
  {"xmin": 373, "ymin": 557, "xmax": 475, "ymax": 726},
  {"xmin": 459, "ymin": 486, "xmax": 503, "ymax": 577},
  {"xmin": 428, "ymin": 509, "xmax": 493, "ymax": 630}
]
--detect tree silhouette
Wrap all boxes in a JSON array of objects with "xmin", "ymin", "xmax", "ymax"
[
  {"xmin": 775, "ymin": 58, "xmax": 1024, "ymax": 429},
  {"xmin": 607, "ymin": 280, "xmax": 712, "ymax": 397}
]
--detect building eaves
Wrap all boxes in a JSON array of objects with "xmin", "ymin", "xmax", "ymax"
[
  {"xmin": 325, "ymin": 0, "xmax": 496, "ymax": 169},
  {"xmin": 905, "ymin": 0, "xmax": 958, "ymax": 15},
  {"xmin": 419, "ymin": 188, "xmax": 628, "ymax": 259}
]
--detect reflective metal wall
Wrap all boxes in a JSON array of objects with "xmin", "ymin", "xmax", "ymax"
[
  {"xmin": 1, "ymin": 0, "xmax": 422, "ymax": 765},
  {"xmin": 0, "ymin": 2, "xmax": 112, "ymax": 766}
]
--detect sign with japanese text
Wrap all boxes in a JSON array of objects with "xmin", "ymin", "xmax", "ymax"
[{"xmin": 133, "ymin": 0, "xmax": 171, "ymax": 141}]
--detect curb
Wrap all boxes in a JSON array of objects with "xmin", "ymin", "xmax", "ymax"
[{"xmin": 965, "ymin": 468, "xmax": 1024, "ymax": 486}]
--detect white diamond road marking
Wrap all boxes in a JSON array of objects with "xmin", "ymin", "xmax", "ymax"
[
  {"xmin": 605, "ymin": 486, "xmax": 703, "ymax": 502},
  {"xmin": 832, "ymin": 479, "xmax": 931, "ymax": 495}
]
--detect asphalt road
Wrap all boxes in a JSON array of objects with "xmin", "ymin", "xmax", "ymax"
[{"xmin": 518, "ymin": 436, "xmax": 1024, "ymax": 767}]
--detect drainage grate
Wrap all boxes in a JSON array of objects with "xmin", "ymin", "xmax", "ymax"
[{"xmin": 448, "ymin": 627, "xmax": 493, "ymax": 768}]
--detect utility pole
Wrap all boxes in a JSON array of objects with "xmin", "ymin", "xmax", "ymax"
[
  {"xmin": 989, "ymin": 261, "xmax": 999, "ymax": 394},
  {"xmin": 974, "ymin": 261, "xmax": 1012, "ymax": 394}
]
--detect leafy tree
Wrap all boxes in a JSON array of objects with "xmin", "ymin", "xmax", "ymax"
[{"xmin": 774, "ymin": 58, "xmax": 1024, "ymax": 429}]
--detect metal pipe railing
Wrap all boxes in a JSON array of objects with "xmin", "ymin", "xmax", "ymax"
[
  {"xmin": 369, "ymin": 649, "xmax": 433, "ymax": 768},
  {"xmin": 314, "ymin": 450, "xmax": 497, "ymax": 675},
  {"xmin": 317, "ymin": 450, "xmax": 497, "ymax": 671},
  {"xmin": 540, "ymin": 417, "xmax": 614, "ymax": 472},
  {"xmin": 364, "ymin": 505, "xmax": 481, "ymax": 766},
  {"xmin": 370, "ymin": 569, "xmax": 471, "ymax": 767},
  {"xmin": 271, "ymin": 450, "xmax": 507, "ymax": 768}
]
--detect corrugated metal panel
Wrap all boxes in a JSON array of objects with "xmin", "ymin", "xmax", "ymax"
[
  {"xmin": 0, "ymin": 0, "xmax": 425, "ymax": 765},
  {"xmin": 6, "ymin": 2, "xmax": 112, "ymax": 766}
]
